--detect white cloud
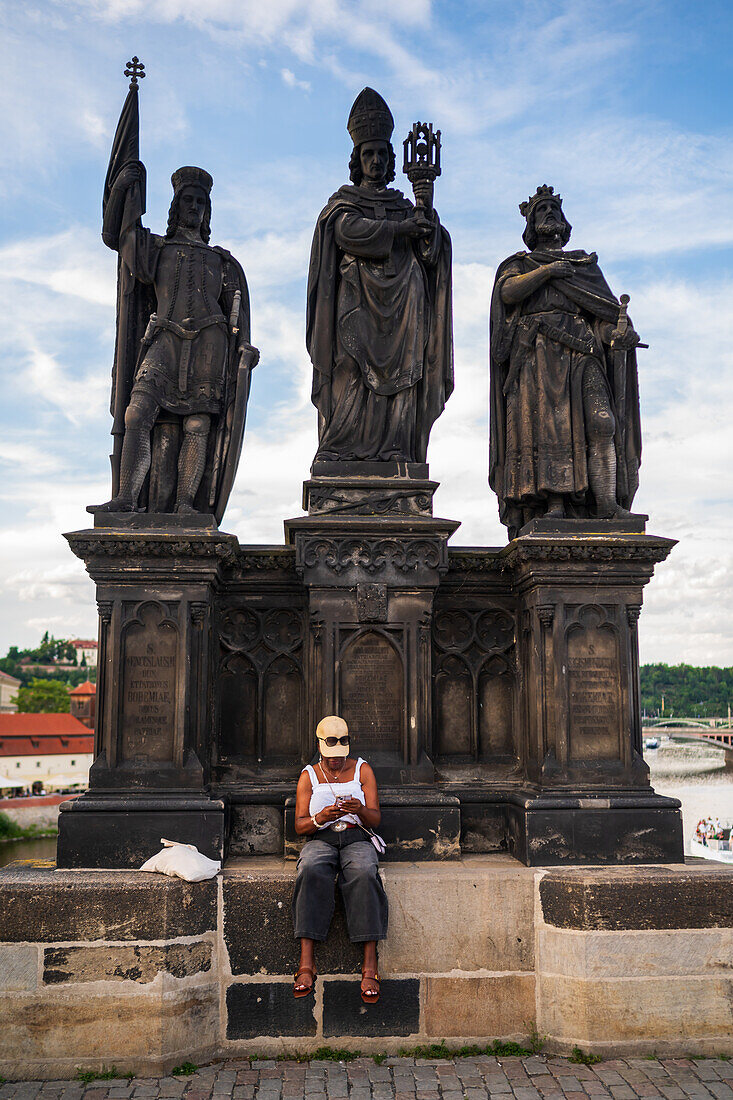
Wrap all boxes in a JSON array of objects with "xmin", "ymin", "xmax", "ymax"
[{"xmin": 280, "ymin": 68, "xmax": 311, "ymax": 93}]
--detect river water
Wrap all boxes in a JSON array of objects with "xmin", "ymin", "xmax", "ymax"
[
  {"xmin": 0, "ymin": 835, "xmax": 57, "ymax": 868},
  {"xmin": 647, "ymin": 739, "xmax": 733, "ymax": 854}
]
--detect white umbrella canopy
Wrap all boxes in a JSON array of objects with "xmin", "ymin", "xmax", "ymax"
[
  {"xmin": 0, "ymin": 774, "xmax": 24, "ymax": 787},
  {"xmin": 44, "ymin": 775, "xmax": 87, "ymax": 789}
]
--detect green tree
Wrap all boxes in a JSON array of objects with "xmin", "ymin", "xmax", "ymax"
[{"xmin": 14, "ymin": 678, "xmax": 70, "ymax": 713}]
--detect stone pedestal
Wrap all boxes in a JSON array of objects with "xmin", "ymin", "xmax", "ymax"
[
  {"xmin": 285, "ymin": 463, "xmax": 459, "ymax": 787},
  {"xmin": 57, "ymin": 521, "xmax": 236, "ymax": 868},
  {"xmin": 501, "ymin": 525, "xmax": 683, "ymax": 865}
]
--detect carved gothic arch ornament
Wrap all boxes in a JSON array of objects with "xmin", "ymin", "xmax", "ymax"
[
  {"xmin": 215, "ymin": 604, "xmax": 305, "ymax": 764},
  {"xmin": 432, "ymin": 606, "xmax": 518, "ymax": 763}
]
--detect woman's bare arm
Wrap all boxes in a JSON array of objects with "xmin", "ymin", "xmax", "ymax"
[{"xmin": 293, "ymin": 770, "xmax": 344, "ymax": 835}]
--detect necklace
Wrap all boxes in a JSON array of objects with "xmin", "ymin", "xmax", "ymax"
[{"xmin": 317, "ymin": 759, "xmax": 351, "ymax": 831}]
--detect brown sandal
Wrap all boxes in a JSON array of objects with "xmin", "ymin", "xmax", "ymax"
[
  {"xmin": 361, "ymin": 968, "xmax": 380, "ymax": 1004},
  {"xmin": 293, "ymin": 965, "xmax": 316, "ymax": 998}
]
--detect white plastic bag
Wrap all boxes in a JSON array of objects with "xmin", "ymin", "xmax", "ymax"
[{"xmin": 139, "ymin": 838, "xmax": 221, "ymax": 882}]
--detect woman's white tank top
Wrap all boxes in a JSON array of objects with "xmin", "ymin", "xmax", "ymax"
[{"xmin": 305, "ymin": 758, "xmax": 366, "ymax": 827}]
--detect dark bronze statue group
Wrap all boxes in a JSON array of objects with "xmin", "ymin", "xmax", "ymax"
[{"xmin": 92, "ymin": 64, "xmax": 644, "ymax": 539}]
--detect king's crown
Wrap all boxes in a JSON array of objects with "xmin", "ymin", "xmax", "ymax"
[{"xmin": 519, "ymin": 184, "xmax": 561, "ymax": 218}]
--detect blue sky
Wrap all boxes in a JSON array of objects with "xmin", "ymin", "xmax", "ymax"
[{"xmin": 0, "ymin": 0, "xmax": 732, "ymax": 664}]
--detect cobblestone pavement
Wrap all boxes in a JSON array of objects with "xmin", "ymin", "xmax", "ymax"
[{"xmin": 1, "ymin": 1056, "xmax": 732, "ymax": 1100}]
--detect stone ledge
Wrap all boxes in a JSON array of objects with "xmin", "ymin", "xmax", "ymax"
[
  {"xmin": 222, "ymin": 856, "xmax": 534, "ymax": 976},
  {"xmin": 0, "ymin": 868, "xmax": 218, "ymax": 942},
  {"xmin": 539, "ymin": 865, "xmax": 733, "ymax": 929}
]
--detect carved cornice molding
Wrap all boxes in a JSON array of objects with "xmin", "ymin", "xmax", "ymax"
[
  {"xmin": 227, "ymin": 549, "xmax": 297, "ymax": 577},
  {"xmin": 447, "ymin": 550, "xmax": 503, "ymax": 574},
  {"xmin": 499, "ymin": 538, "xmax": 674, "ymax": 569},
  {"xmin": 66, "ymin": 532, "xmax": 239, "ymax": 563},
  {"xmin": 297, "ymin": 535, "xmax": 445, "ymax": 577},
  {"xmin": 96, "ymin": 600, "xmax": 113, "ymax": 624}
]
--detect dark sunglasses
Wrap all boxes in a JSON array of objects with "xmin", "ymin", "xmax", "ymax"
[{"xmin": 319, "ymin": 735, "xmax": 350, "ymax": 747}]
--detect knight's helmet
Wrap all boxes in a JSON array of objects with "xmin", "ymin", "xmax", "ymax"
[{"xmin": 347, "ymin": 88, "xmax": 394, "ymax": 146}]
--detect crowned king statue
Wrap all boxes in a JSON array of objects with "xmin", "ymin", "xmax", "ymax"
[
  {"xmin": 306, "ymin": 88, "xmax": 453, "ymax": 465},
  {"xmin": 489, "ymin": 185, "xmax": 643, "ymax": 538}
]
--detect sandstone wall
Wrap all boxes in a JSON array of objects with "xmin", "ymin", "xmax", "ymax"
[{"xmin": 0, "ymin": 857, "xmax": 730, "ymax": 1079}]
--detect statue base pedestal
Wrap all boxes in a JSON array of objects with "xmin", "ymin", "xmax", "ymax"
[
  {"xmin": 57, "ymin": 522, "xmax": 238, "ymax": 869},
  {"xmin": 505, "ymin": 789, "xmax": 684, "ymax": 866},
  {"xmin": 305, "ymin": 460, "xmax": 438, "ymax": 518},
  {"xmin": 57, "ymin": 794, "xmax": 225, "ymax": 869},
  {"xmin": 284, "ymin": 788, "xmax": 461, "ymax": 861}
]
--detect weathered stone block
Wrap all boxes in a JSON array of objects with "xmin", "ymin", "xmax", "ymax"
[
  {"xmin": 0, "ymin": 944, "xmax": 38, "ymax": 991},
  {"xmin": 43, "ymin": 942, "xmax": 212, "ymax": 985},
  {"xmin": 423, "ymin": 975, "xmax": 536, "ymax": 1037},
  {"xmin": 226, "ymin": 981, "xmax": 317, "ymax": 1038},
  {"xmin": 459, "ymin": 802, "xmax": 508, "ymax": 854},
  {"xmin": 538, "ymin": 974, "xmax": 733, "ymax": 1043},
  {"xmin": 538, "ymin": 926, "xmax": 733, "ymax": 979},
  {"xmin": 539, "ymin": 866, "xmax": 733, "ymax": 930},
  {"xmin": 0, "ymin": 867, "xmax": 217, "ymax": 942},
  {"xmin": 223, "ymin": 868, "xmax": 361, "ymax": 976},
  {"xmin": 0, "ymin": 988, "xmax": 218, "ymax": 1068},
  {"xmin": 228, "ymin": 804, "xmax": 283, "ymax": 857},
  {"xmin": 322, "ymin": 978, "xmax": 419, "ymax": 1037},
  {"xmin": 379, "ymin": 857, "xmax": 534, "ymax": 974}
]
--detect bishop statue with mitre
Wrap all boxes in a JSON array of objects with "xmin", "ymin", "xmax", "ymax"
[{"xmin": 306, "ymin": 88, "xmax": 453, "ymax": 466}]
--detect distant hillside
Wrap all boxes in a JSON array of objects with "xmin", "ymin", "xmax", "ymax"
[{"xmin": 640, "ymin": 664, "xmax": 733, "ymax": 719}]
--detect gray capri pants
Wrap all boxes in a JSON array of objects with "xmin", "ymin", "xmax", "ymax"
[{"xmin": 292, "ymin": 830, "xmax": 388, "ymax": 943}]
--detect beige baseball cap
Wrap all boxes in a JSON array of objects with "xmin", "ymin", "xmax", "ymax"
[{"xmin": 316, "ymin": 715, "xmax": 350, "ymax": 757}]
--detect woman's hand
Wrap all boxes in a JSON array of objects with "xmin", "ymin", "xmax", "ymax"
[
  {"xmin": 337, "ymin": 797, "xmax": 364, "ymax": 814},
  {"xmin": 315, "ymin": 802, "xmax": 348, "ymax": 825}
]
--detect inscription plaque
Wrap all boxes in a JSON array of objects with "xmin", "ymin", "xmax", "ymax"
[
  {"xmin": 340, "ymin": 631, "xmax": 403, "ymax": 753},
  {"xmin": 567, "ymin": 622, "xmax": 620, "ymax": 759},
  {"xmin": 121, "ymin": 603, "xmax": 178, "ymax": 763}
]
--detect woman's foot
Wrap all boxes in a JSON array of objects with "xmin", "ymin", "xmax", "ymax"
[
  {"xmin": 293, "ymin": 965, "xmax": 316, "ymax": 998},
  {"xmin": 361, "ymin": 941, "xmax": 379, "ymax": 1003},
  {"xmin": 294, "ymin": 938, "xmax": 316, "ymax": 998},
  {"xmin": 361, "ymin": 968, "xmax": 380, "ymax": 1003}
]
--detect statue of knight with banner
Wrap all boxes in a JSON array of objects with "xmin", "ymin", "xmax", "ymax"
[{"xmin": 90, "ymin": 58, "xmax": 259, "ymax": 521}]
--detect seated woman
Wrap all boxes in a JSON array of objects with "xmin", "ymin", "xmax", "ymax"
[{"xmin": 292, "ymin": 715, "xmax": 387, "ymax": 1003}]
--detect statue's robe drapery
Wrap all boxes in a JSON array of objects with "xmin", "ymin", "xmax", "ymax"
[
  {"xmin": 489, "ymin": 249, "xmax": 641, "ymax": 532},
  {"xmin": 102, "ymin": 173, "xmax": 251, "ymax": 520},
  {"xmin": 307, "ymin": 184, "xmax": 453, "ymax": 463}
]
